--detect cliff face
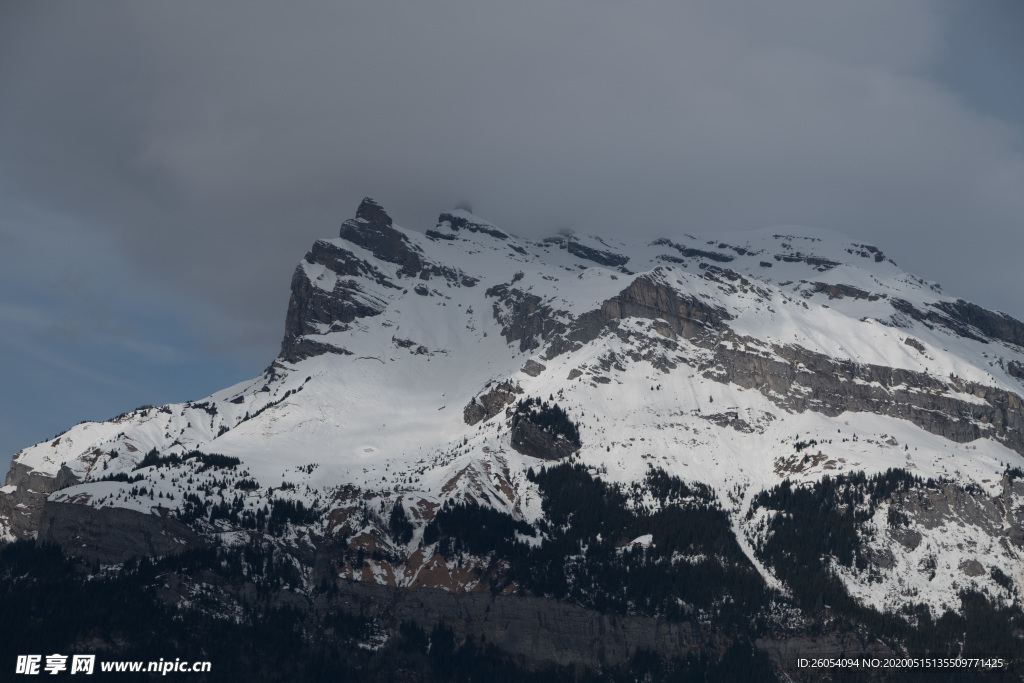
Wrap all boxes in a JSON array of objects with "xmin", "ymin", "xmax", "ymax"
[
  {"xmin": 38, "ymin": 501, "xmax": 202, "ymax": 565},
  {"xmin": 7, "ymin": 198, "xmax": 1024, "ymax": 673},
  {"xmin": 509, "ymin": 415, "xmax": 579, "ymax": 460},
  {"xmin": 0, "ymin": 462, "xmax": 79, "ymax": 541},
  {"xmin": 317, "ymin": 582, "xmax": 712, "ymax": 669}
]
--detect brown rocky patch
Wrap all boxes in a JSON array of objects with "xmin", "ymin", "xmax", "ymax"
[
  {"xmin": 904, "ymin": 337, "xmax": 926, "ymax": 353},
  {"xmin": 464, "ymin": 381, "xmax": 522, "ymax": 425},
  {"xmin": 960, "ymin": 559, "xmax": 985, "ymax": 577},
  {"xmin": 774, "ymin": 451, "xmax": 829, "ymax": 476},
  {"xmin": 521, "ymin": 359, "xmax": 546, "ymax": 377}
]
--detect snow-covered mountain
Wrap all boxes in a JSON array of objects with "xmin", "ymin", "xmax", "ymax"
[{"xmin": 5, "ymin": 197, "xmax": 1024, "ymax": 665}]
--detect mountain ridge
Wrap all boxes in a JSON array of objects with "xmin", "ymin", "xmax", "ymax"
[{"xmin": 4, "ymin": 196, "xmax": 1024, "ymax": 673}]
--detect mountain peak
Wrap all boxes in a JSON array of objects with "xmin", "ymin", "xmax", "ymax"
[
  {"xmin": 8, "ymin": 199, "xmax": 1024, "ymax": 646},
  {"xmin": 354, "ymin": 196, "xmax": 392, "ymax": 228}
]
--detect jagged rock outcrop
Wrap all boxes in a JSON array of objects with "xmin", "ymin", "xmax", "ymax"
[
  {"xmin": 889, "ymin": 296, "xmax": 1024, "ymax": 353},
  {"xmin": 566, "ymin": 240, "xmax": 629, "ymax": 268},
  {"xmin": 847, "ymin": 242, "xmax": 887, "ymax": 262},
  {"xmin": 338, "ymin": 198, "xmax": 423, "ymax": 275},
  {"xmin": 281, "ymin": 337, "xmax": 352, "ymax": 363},
  {"xmin": 280, "ymin": 207, "xmax": 409, "ymax": 361},
  {"xmin": 540, "ymin": 273, "xmax": 732, "ymax": 358},
  {"xmin": 904, "ymin": 336, "xmax": 926, "ymax": 353},
  {"xmin": 281, "ymin": 262, "xmax": 391, "ymax": 362},
  {"xmin": 601, "ymin": 274, "xmax": 731, "ymax": 339},
  {"xmin": 486, "ymin": 283, "xmax": 569, "ymax": 352},
  {"xmin": 0, "ymin": 462, "xmax": 79, "ymax": 540},
  {"xmin": 510, "ymin": 417, "xmax": 579, "ymax": 460},
  {"xmin": 281, "ymin": 201, "xmax": 485, "ymax": 361},
  {"xmin": 463, "ymin": 381, "xmax": 522, "ymax": 425},
  {"xmin": 809, "ymin": 282, "xmax": 880, "ymax": 301},
  {"xmin": 709, "ymin": 341, "xmax": 1024, "ymax": 456},
  {"xmin": 773, "ymin": 253, "xmax": 841, "ymax": 270},
  {"xmin": 651, "ymin": 238, "xmax": 735, "ymax": 263},
  {"xmin": 521, "ymin": 359, "xmax": 546, "ymax": 377},
  {"xmin": 933, "ymin": 299, "xmax": 1024, "ymax": 349},
  {"xmin": 354, "ymin": 196, "xmax": 392, "ymax": 228},
  {"xmin": 435, "ymin": 212, "xmax": 509, "ymax": 240}
]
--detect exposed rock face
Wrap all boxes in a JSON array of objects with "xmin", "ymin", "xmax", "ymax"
[
  {"xmin": 510, "ymin": 415, "xmax": 579, "ymax": 460},
  {"xmin": 354, "ymin": 196, "xmax": 392, "ymax": 228},
  {"xmin": 888, "ymin": 527, "xmax": 922, "ymax": 551},
  {"xmin": 699, "ymin": 411, "xmax": 760, "ymax": 433},
  {"xmin": 0, "ymin": 462, "xmax": 79, "ymax": 540},
  {"xmin": 960, "ymin": 559, "xmax": 986, "ymax": 577},
  {"xmin": 415, "ymin": 262, "xmax": 479, "ymax": 288},
  {"xmin": 566, "ymin": 240, "xmax": 629, "ymax": 268},
  {"xmin": 601, "ymin": 275, "xmax": 730, "ymax": 340},
  {"xmin": 463, "ymin": 381, "xmax": 522, "ymax": 425},
  {"xmin": 308, "ymin": 239, "xmax": 399, "ymax": 286},
  {"xmin": 281, "ymin": 200, "xmax": 488, "ymax": 362},
  {"xmin": 651, "ymin": 238, "xmax": 734, "ymax": 263},
  {"xmin": 480, "ymin": 270, "xmax": 1024, "ymax": 460},
  {"xmin": 864, "ymin": 545, "xmax": 896, "ymax": 570},
  {"xmin": 487, "ymin": 271, "xmax": 734, "ymax": 360},
  {"xmin": 841, "ymin": 474, "xmax": 1024, "ymax": 601},
  {"xmin": 316, "ymin": 581, "xmax": 713, "ymax": 669},
  {"xmin": 285, "ymin": 261, "xmax": 388, "ymax": 332},
  {"xmin": 710, "ymin": 342, "xmax": 1024, "ymax": 457},
  {"xmin": 424, "ymin": 228, "xmax": 457, "ymax": 241},
  {"xmin": 281, "ymin": 263, "xmax": 390, "ymax": 362},
  {"xmin": 437, "ymin": 212, "xmax": 508, "ymax": 240},
  {"xmin": 533, "ymin": 274, "xmax": 1024, "ymax": 460},
  {"xmin": 521, "ymin": 359, "xmax": 546, "ymax": 377},
  {"xmin": 933, "ymin": 299, "xmax": 1024, "ymax": 349},
  {"xmin": 890, "ymin": 298, "xmax": 989, "ymax": 343},
  {"xmin": 543, "ymin": 274, "xmax": 731, "ymax": 358},
  {"xmin": 773, "ymin": 253, "xmax": 841, "ymax": 271},
  {"xmin": 478, "ymin": 261, "xmax": 1024, "ymax": 465},
  {"xmin": 847, "ymin": 243, "xmax": 887, "ymax": 262},
  {"xmin": 281, "ymin": 337, "xmax": 353, "ymax": 363},
  {"xmin": 904, "ymin": 336, "xmax": 926, "ymax": 353},
  {"xmin": 338, "ymin": 198, "xmax": 423, "ymax": 275},
  {"xmin": 809, "ymin": 282, "xmax": 880, "ymax": 301},
  {"xmin": 38, "ymin": 501, "xmax": 201, "ymax": 564},
  {"xmin": 279, "ymin": 227, "xmax": 410, "ymax": 361},
  {"xmin": 486, "ymin": 283, "xmax": 569, "ymax": 352}
]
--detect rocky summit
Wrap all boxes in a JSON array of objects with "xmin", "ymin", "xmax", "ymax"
[{"xmin": 6, "ymin": 197, "xmax": 1024, "ymax": 677}]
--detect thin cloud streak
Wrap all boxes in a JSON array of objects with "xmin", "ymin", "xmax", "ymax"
[{"xmin": 0, "ymin": 328, "xmax": 151, "ymax": 398}]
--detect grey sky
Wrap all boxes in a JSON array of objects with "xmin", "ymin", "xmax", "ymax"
[{"xmin": 2, "ymin": 1, "xmax": 1024, "ymax": 462}]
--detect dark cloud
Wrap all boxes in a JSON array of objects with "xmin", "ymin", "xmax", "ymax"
[
  {"xmin": 936, "ymin": 0, "xmax": 1024, "ymax": 126},
  {"xmin": 1, "ymin": 0, "xmax": 1024, "ymax": 375}
]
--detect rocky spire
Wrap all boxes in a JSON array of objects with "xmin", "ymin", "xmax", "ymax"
[
  {"xmin": 354, "ymin": 196, "xmax": 392, "ymax": 228},
  {"xmin": 338, "ymin": 197, "xmax": 422, "ymax": 274}
]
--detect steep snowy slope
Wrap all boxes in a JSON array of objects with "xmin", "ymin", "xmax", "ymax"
[{"xmin": 4, "ymin": 197, "xmax": 1024, "ymax": 620}]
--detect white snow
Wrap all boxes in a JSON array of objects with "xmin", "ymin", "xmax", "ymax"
[{"xmin": 6, "ymin": 215, "xmax": 1024, "ymax": 615}]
